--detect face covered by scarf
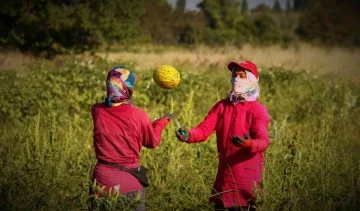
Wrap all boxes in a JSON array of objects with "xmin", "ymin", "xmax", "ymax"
[
  {"xmin": 229, "ymin": 70, "xmax": 260, "ymax": 104},
  {"xmin": 105, "ymin": 66, "xmax": 137, "ymax": 107}
]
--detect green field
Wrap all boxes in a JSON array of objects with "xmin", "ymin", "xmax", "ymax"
[{"xmin": 0, "ymin": 54, "xmax": 359, "ymax": 211}]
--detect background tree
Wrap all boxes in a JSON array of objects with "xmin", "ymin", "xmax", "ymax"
[
  {"xmin": 293, "ymin": 0, "xmax": 308, "ymax": 11},
  {"xmin": 175, "ymin": 11, "xmax": 206, "ymax": 45},
  {"xmin": 286, "ymin": 0, "xmax": 292, "ymax": 11},
  {"xmin": 90, "ymin": 0, "xmax": 146, "ymax": 48},
  {"xmin": 197, "ymin": 0, "xmax": 223, "ymax": 29},
  {"xmin": 241, "ymin": 0, "xmax": 249, "ymax": 15},
  {"xmin": 140, "ymin": 1, "xmax": 175, "ymax": 44},
  {"xmin": 1, "ymin": 0, "xmax": 358, "ymax": 57},
  {"xmin": 197, "ymin": 0, "xmax": 246, "ymax": 45},
  {"xmin": 0, "ymin": 0, "xmax": 146, "ymax": 57},
  {"xmin": 197, "ymin": 0, "xmax": 244, "ymax": 29},
  {"xmin": 272, "ymin": 0, "xmax": 282, "ymax": 13},
  {"xmin": 176, "ymin": 0, "xmax": 186, "ymax": 12},
  {"xmin": 296, "ymin": 0, "xmax": 360, "ymax": 47},
  {"xmin": 251, "ymin": 3, "xmax": 271, "ymax": 13},
  {"xmin": 141, "ymin": 0, "xmax": 205, "ymax": 45},
  {"xmin": 221, "ymin": 0, "xmax": 243, "ymax": 28},
  {"xmin": 253, "ymin": 13, "xmax": 281, "ymax": 44}
]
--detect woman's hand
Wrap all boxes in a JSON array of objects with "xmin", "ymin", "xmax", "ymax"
[
  {"xmin": 153, "ymin": 113, "xmax": 174, "ymax": 127},
  {"xmin": 175, "ymin": 127, "xmax": 190, "ymax": 142},
  {"xmin": 232, "ymin": 134, "xmax": 252, "ymax": 148}
]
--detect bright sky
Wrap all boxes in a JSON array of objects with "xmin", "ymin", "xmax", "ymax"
[{"xmin": 167, "ymin": 0, "xmax": 290, "ymax": 11}]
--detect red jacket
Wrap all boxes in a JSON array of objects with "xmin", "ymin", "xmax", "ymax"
[
  {"xmin": 187, "ymin": 99, "xmax": 270, "ymax": 207},
  {"xmin": 91, "ymin": 103, "xmax": 165, "ymax": 194}
]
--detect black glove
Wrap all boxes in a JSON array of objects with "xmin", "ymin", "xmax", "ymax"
[
  {"xmin": 232, "ymin": 134, "xmax": 252, "ymax": 148},
  {"xmin": 175, "ymin": 127, "xmax": 190, "ymax": 142}
]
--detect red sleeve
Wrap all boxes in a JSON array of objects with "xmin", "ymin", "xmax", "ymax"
[
  {"xmin": 249, "ymin": 105, "xmax": 271, "ymax": 153},
  {"xmin": 91, "ymin": 103, "xmax": 101, "ymax": 126},
  {"xmin": 187, "ymin": 101, "xmax": 222, "ymax": 143},
  {"xmin": 141, "ymin": 112, "xmax": 165, "ymax": 149}
]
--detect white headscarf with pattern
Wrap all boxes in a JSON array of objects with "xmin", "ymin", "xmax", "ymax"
[{"xmin": 229, "ymin": 70, "xmax": 260, "ymax": 104}]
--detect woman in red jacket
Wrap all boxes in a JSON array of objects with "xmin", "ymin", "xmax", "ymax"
[
  {"xmin": 90, "ymin": 66, "xmax": 172, "ymax": 210},
  {"xmin": 176, "ymin": 61, "xmax": 270, "ymax": 211}
]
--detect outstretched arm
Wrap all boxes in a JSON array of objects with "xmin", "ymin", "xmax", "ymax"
[
  {"xmin": 143, "ymin": 114, "xmax": 172, "ymax": 148},
  {"xmin": 187, "ymin": 103, "xmax": 221, "ymax": 143}
]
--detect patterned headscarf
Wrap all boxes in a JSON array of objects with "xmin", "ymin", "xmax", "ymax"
[
  {"xmin": 229, "ymin": 70, "xmax": 260, "ymax": 104},
  {"xmin": 105, "ymin": 66, "xmax": 137, "ymax": 107}
]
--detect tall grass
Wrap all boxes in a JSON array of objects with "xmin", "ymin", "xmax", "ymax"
[
  {"xmin": 96, "ymin": 44, "xmax": 360, "ymax": 83},
  {"xmin": 0, "ymin": 56, "xmax": 359, "ymax": 210},
  {"xmin": 2, "ymin": 44, "xmax": 360, "ymax": 83}
]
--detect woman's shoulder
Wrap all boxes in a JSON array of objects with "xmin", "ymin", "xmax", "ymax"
[
  {"xmin": 210, "ymin": 98, "xmax": 229, "ymax": 110},
  {"xmin": 91, "ymin": 102, "xmax": 106, "ymax": 112},
  {"xmin": 91, "ymin": 103, "xmax": 145, "ymax": 114},
  {"xmin": 127, "ymin": 106, "xmax": 152, "ymax": 120},
  {"xmin": 249, "ymin": 101, "xmax": 270, "ymax": 120},
  {"xmin": 249, "ymin": 100, "xmax": 268, "ymax": 109},
  {"xmin": 131, "ymin": 106, "xmax": 148, "ymax": 115},
  {"xmin": 216, "ymin": 98, "xmax": 231, "ymax": 106},
  {"xmin": 92, "ymin": 102, "xmax": 106, "ymax": 109},
  {"xmin": 114, "ymin": 104, "xmax": 149, "ymax": 117}
]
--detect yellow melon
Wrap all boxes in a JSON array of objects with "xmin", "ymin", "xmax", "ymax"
[{"xmin": 153, "ymin": 65, "xmax": 180, "ymax": 89}]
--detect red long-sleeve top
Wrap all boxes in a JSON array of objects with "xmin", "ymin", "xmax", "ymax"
[
  {"xmin": 91, "ymin": 103, "xmax": 165, "ymax": 194},
  {"xmin": 187, "ymin": 99, "xmax": 270, "ymax": 207}
]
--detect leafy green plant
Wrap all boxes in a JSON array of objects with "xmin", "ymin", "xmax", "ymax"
[{"xmin": 0, "ymin": 57, "xmax": 359, "ymax": 210}]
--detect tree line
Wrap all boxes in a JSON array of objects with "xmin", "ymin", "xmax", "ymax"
[{"xmin": 1, "ymin": 0, "xmax": 359, "ymax": 57}]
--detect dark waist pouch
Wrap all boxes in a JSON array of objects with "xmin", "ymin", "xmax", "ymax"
[{"xmin": 98, "ymin": 160, "xmax": 149, "ymax": 187}]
